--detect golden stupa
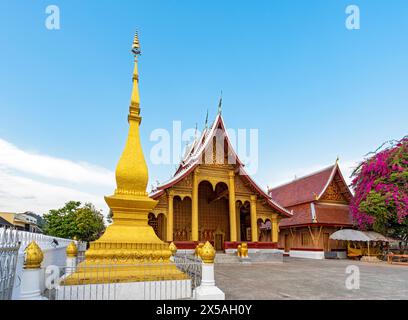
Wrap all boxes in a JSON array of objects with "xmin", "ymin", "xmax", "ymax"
[{"xmin": 62, "ymin": 33, "xmax": 187, "ymax": 285}]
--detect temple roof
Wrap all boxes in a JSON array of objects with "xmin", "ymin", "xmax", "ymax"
[
  {"xmin": 149, "ymin": 113, "xmax": 292, "ymax": 217},
  {"xmin": 269, "ymin": 162, "xmax": 354, "ymax": 228},
  {"xmin": 268, "ymin": 162, "xmax": 353, "ymax": 208}
]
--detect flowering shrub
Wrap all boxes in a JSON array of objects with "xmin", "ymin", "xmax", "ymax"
[{"xmin": 350, "ymin": 136, "xmax": 408, "ymax": 241}]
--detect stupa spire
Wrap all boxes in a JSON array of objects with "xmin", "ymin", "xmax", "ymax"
[
  {"xmin": 129, "ymin": 31, "xmax": 141, "ymax": 122},
  {"xmin": 60, "ymin": 32, "xmax": 187, "ymax": 288},
  {"xmin": 114, "ymin": 31, "xmax": 149, "ymax": 197}
]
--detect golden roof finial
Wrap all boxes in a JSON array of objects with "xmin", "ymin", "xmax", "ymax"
[
  {"xmin": 132, "ymin": 31, "xmax": 141, "ymax": 55},
  {"xmin": 217, "ymin": 90, "xmax": 223, "ymax": 114},
  {"xmin": 335, "ymin": 156, "xmax": 340, "ymax": 165}
]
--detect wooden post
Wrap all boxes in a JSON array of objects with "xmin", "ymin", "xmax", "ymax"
[
  {"xmin": 192, "ymin": 170, "xmax": 199, "ymax": 241},
  {"xmin": 250, "ymin": 195, "xmax": 258, "ymax": 242},
  {"xmin": 228, "ymin": 171, "xmax": 237, "ymax": 242},
  {"xmin": 271, "ymin": 215, "xmax": 279, "ymax": 243},
  {"xmin": 166, "ymin": 191, "xmax": 174, "ymax": 242}
]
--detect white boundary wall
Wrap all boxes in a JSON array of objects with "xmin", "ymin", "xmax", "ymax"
[
  {"xmin": 0, "ymin": 228, "xmax": 79, "ymax": 300},
  {"xmin": 56, "ymin": 279, "xmax": 192, "ymax": 300}
]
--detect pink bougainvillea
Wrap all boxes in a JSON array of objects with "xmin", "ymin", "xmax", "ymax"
[{"xmin": 350, "ymin": 136, "xmax": 408, "ymax": 239}]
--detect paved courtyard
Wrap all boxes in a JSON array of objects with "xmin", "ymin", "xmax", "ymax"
[{"xmin": 214, "ymin": 257, "xmax": 408, "ymax": 300}]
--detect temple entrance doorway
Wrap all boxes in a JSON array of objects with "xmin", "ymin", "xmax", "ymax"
[
  {"xmin": 198, "ymin": 181, "xmax": 230, "ymax": 250},
  {"xmin": 239, "ymin": 201, "xmax": 251, "ymax": 241},
  {"xmin": 258, "ymin": 219, "xmax": 272, "ymax": 242},
  {"xmin": 173, "ymin": 196, "xmax": 192, "ymax": 241}
]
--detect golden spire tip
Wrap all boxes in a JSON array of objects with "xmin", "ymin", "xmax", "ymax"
[{"xmin": 132, "ymin": 31, "xmax": 141, "ymax": 55}]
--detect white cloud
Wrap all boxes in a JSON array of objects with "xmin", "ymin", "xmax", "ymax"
[
  {"xmin": 0, "ymin": 138, "xmax": 113, "ymax": 186},
  {"xmin": 0, "ymin": 138, "xmax": 114, "ymax": 215}
]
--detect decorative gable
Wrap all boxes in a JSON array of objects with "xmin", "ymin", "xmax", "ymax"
[{"xmin": 320, "ymin": 180, "xmax": 348, "ymax": 203}]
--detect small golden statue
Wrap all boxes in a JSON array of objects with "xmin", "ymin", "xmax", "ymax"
[
  {"xmin": 237, "ymin": 242, "xmax": 248, "ymax": 258},
  {"xmin": 169, "ymin": 242, "xmax": 177, "ymax": 256}
]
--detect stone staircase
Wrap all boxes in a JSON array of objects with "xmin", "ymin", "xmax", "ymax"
[
  {"xmin": 214, "ymin": 252, "xmax": 283, "ymax": 264},
  {"xmin": 214, "ymin": 253, "xmax": 240, "ymax": 264},
  {"xmin": 249, "ymin": 252, "xmax": 283, "ymax": 263}
]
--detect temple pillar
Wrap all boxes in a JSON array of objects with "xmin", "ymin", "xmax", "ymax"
[
  {"xmin": 271, "ymin": 214, "xmax": 279, "ymax": 243},
  {"xmin": 228, "ymin": 171, "xmax": 237, "ymax": 242},
  {"xmin": 250, "ymin": 195, "xmax": 258, "ymax": 242},
  {"xmin": 166, "ymin": 191, "xmax": 174, "ymax": 242},
  {"xmin": 236, "ymin": 202, "xmax": 241, "ymax": 242},
  {"xmin": 192, "ymin": 169, "xmax": 199, "ymax": 241}
]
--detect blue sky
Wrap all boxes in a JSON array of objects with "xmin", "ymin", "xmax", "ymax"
[{"xmin": 0, "ymin": 0, "xmax": 407, "ymax": 214}]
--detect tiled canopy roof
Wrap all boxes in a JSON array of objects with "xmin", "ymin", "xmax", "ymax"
[
  {"xmin": 314, "ymin": 204, "xmax": 353, "ymax": 226},
  {"xmin": 272, "ymin": 163, "xmax": 354, "ymax": 228},
  {"xmin": 269, "ymin": 162, "xmax": 353, "ymax": 207}
]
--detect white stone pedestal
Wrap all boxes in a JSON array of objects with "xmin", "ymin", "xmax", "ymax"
[
  {"xmin": 194, "ymin": 263, "xmax": 225, "ymax": 300},
  {"xmin": 20, "ymin": 268, "xmax": 47, "ymax": 300},
  {"xmin": 56, "ymin": 279, "xmax": 192, "ymax": 300},
  {"xmin": 65, "ymin": 257, "xmax": 77, "ymax": 276}
]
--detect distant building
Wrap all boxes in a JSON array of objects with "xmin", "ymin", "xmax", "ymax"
[
  {"xmin": 0, "ymin": 216, "xmax": 13, "ymax": 228},
  {"xmin": 269, "ymin": 161, "xmax": 354, "ymax": 259},
  {"xmin": 0, "ymin": 212, "xmax": 42, "ymax": 233}
]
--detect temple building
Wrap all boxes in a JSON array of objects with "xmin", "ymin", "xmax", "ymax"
[
  {"xmin": 268, "ymin": 161, "xmax": 354, "ymax": 259},
  {"xmin": 149, "ymin": 112, "xmax": 292, "ymax": 252}
]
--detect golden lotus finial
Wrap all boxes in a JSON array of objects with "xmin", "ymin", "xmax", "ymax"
[
  {"xmin": 24, "ymin": 241, "xmax": 44, "ymax": 269},
  {"xmin": 66, "ymin": 241, "xmax": 78, "ymax": 258},
  {"xmin": 169, "ymin": 242, "xmax": 177, "ymax": 256},
  {"xmin": 199, "ymin": 241, "xmax": 216, "ymax": 264},
  {"xmin": 195, "ymin": 242, "xmax": 204, "ymax": 257}
]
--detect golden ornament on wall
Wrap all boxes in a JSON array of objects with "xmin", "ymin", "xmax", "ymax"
[
  {"xmin": 66, "ymin": 241, "xmax": 78, "ymax": 258},
  {"xmin": 24, "ymin": 241, "xmax": 44, "ymax": 269}
]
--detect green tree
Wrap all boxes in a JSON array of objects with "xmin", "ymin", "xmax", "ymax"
[{"xmin": 43, "ymin": 201, "xmax": 105, "ymax": 242}]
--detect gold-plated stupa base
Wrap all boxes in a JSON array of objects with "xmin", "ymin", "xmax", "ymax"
[
  {"xmin": 61, "ymin": 261, "xmax": 188, "ymax": 286},
  {"xmin": 61, "ymin": 226, "xmax": 188, "ymax": 286}
]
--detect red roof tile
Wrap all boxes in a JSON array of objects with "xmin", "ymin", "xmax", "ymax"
[
  {"xmin": 279, "ymin": 203, "xmax": 312, "ymax": 227},
  {"xmin": 315, "ymin": 204, "xmax": 353, "ymax": 226},
  {"xmin": 269, "ymin": 165, "xmax": 335, "ymax": 207}
]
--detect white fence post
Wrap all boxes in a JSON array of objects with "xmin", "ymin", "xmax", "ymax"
[
  {"xmin": 65, "ymin": 242, "xmax": 78, "ymax": 275},
  {"xmin": 195, "ymin": 241, "xmax": 225, "ymax": 300}
]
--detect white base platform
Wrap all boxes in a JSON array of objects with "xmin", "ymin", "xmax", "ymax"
[
  {"xmin": 56, "ymin": 279, "xmax": 192, "ymax": 300},
  {"xmin": 288, "ymin": 250, "xmax": 325, "ymax": 260},
  {"xmin": 194, "ymin": 285, "xmax": 225, "ymax": 300}
]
